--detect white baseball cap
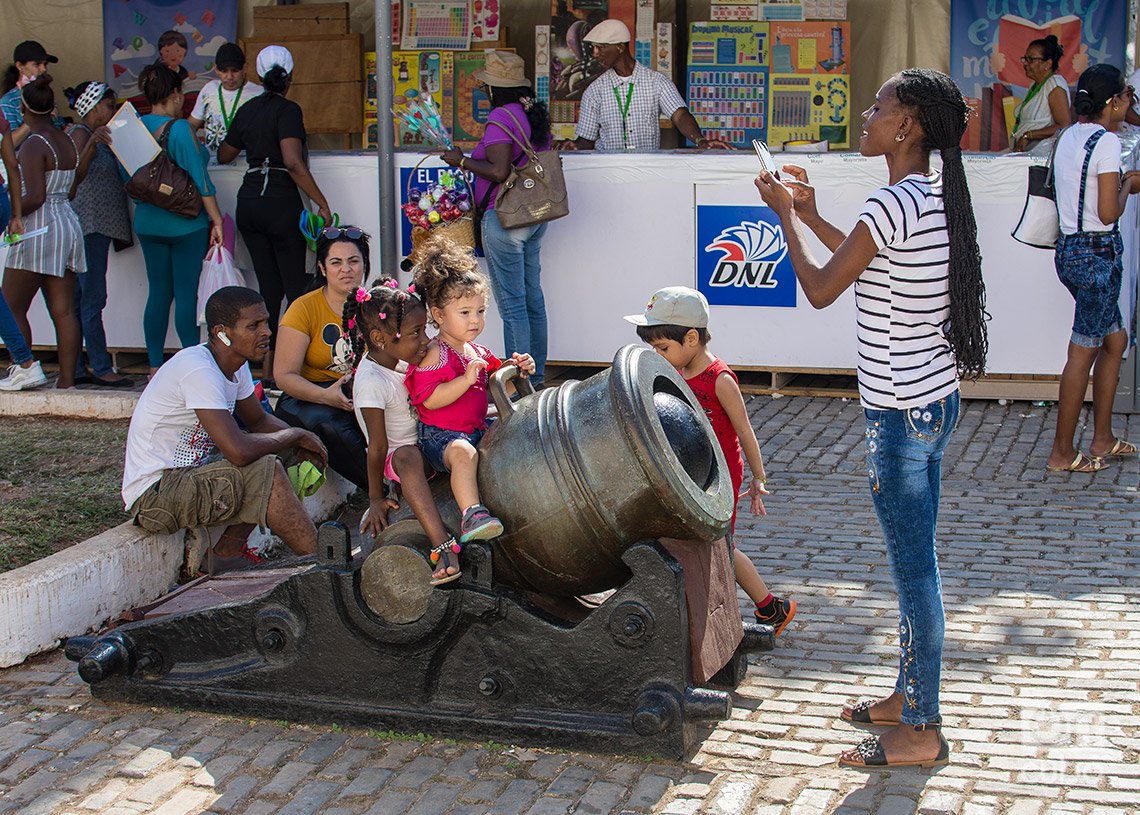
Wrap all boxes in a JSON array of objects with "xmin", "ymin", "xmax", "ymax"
[
  {"xmin": 624, "ymin": 287, "xmax": 710, "ymax": 328},
  {"xmin": 583, "ymin": 19, "xmax": 631, "ymax": 45},
  {"xmin": 256, "ymin": 45, "xmax": 294, "ymax": 77}
]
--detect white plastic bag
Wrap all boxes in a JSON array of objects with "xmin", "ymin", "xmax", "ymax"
[{"xmin": 197, "ymin": 244, "xmax": 245, "ymax": 325}]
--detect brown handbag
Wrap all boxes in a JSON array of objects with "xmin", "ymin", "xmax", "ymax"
[
  {"xmin": 488, "ymin": 109, "xmax": 569, "ymax": 230},
  {"xmin": 125, "ymin": 120, "xmax": 203, "ymax": 218}
]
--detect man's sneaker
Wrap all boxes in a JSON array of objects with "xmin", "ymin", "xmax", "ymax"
[
  {"xmin": 754, "ymin": 595, "xmax": 796, "ymax": 637},
  {"xmin": 459, "ymin": 504, "xmax": 504, "ymax": 542},
  {"xmin": 0, "ymin": 361, "xmax": 47, "ymax": 391}
]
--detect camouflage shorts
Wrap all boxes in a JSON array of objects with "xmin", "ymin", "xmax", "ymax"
[{"xmin": 131, "ymin": 456, "xmax": 277, "ymax": 535}]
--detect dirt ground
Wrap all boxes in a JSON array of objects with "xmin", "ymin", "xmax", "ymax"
[{"xmin": 0, "ymin": 416, "xmax": 130, "ymax": 573}]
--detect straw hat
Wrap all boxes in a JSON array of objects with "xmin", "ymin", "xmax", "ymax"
[{"xmin": 474, "ymin": 51, "xmax": 529, "ymax": 88}]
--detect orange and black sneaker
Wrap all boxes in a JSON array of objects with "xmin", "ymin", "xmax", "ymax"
[{"xmin": 754, "ymin": 596, "xmax": 796, "ymax": 637}]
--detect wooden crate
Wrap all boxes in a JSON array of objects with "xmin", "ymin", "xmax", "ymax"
[
  {"xmin": 252, "ymin": 2, "xmax": 350, "ymax": 37},
  {"xmin": 241, "ymin": 34, "xmax": 363, "ymax": 135}
]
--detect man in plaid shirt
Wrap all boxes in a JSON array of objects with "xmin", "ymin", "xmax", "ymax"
[{"xmin": 563, "ymin": 19, "xmax": 731, "ymax": 152}]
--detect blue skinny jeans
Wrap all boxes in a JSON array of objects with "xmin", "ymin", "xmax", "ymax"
[
  {"xmin": 74, "ymin": 232, "xmax": 115, "ymax": 377},
  {"xmin": 864, "ymin": 389, "xmax": 960, "ymax": 726},
  {"xmin": 0, "ymin": 186, "xmax": 33, "ymax": 365},
  {"xmin": 481, "ymin": 209, "xmax": 549, "ymax": 386}
]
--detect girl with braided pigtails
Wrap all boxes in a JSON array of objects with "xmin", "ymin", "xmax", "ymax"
[
  {"xmin": 343, "ymin": 279, "xmax": 462, "ymax": 585},
  {"xmin": 755, "ymin": 68, "xmax": 988, "ymax": 769}
]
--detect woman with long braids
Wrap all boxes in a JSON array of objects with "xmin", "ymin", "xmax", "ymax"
[
  {"xmin": 441, "ymin": 52, "xmax": 554, "ymax": 387},
  {"xmin": 755, "ymin": 68, "xmax": 988, "ymax": 768},
  {"xmin": 1046, "ymin": 65, "xmax": 1138, "ymax": 472}
]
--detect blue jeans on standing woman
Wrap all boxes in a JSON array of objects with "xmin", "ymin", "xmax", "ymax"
[
  {"xmin": 481, "ymin": 209, "xmax": 548, "ymax": 386},
  {"xmin": 74, "ymin": 232, "xmax": 115, "ymax": 378},
  {"xmin": 0, "ymin": 186, "xmax": 33, "ymax": 366},
  {"xmin": 864, "ymin": 389, "xmax": 960, "ymax": 726}
]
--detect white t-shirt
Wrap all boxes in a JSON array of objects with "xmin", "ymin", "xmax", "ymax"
[
  {"xmin": 190, "ymin": 79, "xmax": 262, "ymax": 152},
  {"xmin": 122, "ymin": 344, "xmax": 255, "ymax": 509},
  {"xmin": 1011, "ymin": 73, "xmax": 1069, "ymax": 144},
  {"xmin": 854, "ymin": 172, "xmax": 958, "ymax": 411},
  {"xmin": 1054, "ymin": 123, "xmax": 1122, "ymax": 234},
  {"xmin": 352, "ymin": 356, "xmax": 419, "ymax": 451}
]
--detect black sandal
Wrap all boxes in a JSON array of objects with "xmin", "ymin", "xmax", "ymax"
[
  {"xmin": 840, "ymin": 699, "xmax": 901, "ymax": 726},
  {"xmin": 839, "ymin": 720, "xmax": 950, "ymax": 769},
  {"xmin": 429, "ymin": 536, "xmax": 462, "ymax": 586}
]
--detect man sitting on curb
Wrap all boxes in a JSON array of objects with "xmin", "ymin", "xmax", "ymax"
[{"xmin": 122, "ymin": 286, "xmax": 327, "ymax": 571}]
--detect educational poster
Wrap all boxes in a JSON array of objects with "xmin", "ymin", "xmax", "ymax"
[
  {"xmin": 471, "ymin": 0, "xmax": 501, "ymax": 42},
  {"xmin": 685, "ymin": 22, "xmax": 769, "ymax": 148},
  {"xmin": 948, "ymin": 0, "xmax": 1129, "ymax": 151},
  {"xmin": 770, "ymin": 21, "xmax": 849, "ymax": 74},
  {"xmin": 548, "ymin": 0, "xmax": 637, "ymax": 126},
  {"xmin": 451, "ymin": 49, "xmax": 515, "ymax": 145},
  {"xmin": 767, "ymin": 73, "xmax": 849, "ymax": 147},
  {"xmin": 401, "ymin": 0, "xmax": 472, "ymax": 50},
  {"xmin": 102, "ymin": 0, "xmax": 237, "ymax": 99},
  {"xmin": 392, "ymin": 50, "xmax": 454, "ymax": 148}
]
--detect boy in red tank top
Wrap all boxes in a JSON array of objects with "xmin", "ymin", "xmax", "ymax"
[{"xmin": 625, "ymin": 287, "xmax": 795, "ymax": 636}]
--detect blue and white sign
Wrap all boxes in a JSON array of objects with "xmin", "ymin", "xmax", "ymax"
[{"xmin": 696, "ymin": 205, "xmax": 796, "ymax": 308}]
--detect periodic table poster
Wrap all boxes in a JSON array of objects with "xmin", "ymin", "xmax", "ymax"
[
  {"xmin": 401, "ymin": 0, "xmax": 472, "ymax": 51},
  {"xmin": 685, "ymin": 22, "xmax": 769, "ymax": 148}
]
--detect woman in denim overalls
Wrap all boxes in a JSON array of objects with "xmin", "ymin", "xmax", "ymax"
[
  {"xmin": 1046, "ymin": 65, "xmax": 1139, "ymax": 473},
  {"xmin": 756, "ymin": 70, "xmax": 989, "ymax": 768}
]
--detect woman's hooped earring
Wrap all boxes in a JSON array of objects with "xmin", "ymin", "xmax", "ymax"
[{"xmin": 895, "ymin": 133, "xmax": 905, "ymax": 142}]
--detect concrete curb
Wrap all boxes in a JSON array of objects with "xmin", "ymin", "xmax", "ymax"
[
  {"xmin": 0, "ymin": 470, "xmax": 355, "ymax": 668},
  {"xmin": 0, "ymin": 388, "xmax": 141, "ymax": 419}
]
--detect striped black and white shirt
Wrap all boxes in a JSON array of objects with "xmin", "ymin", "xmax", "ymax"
[{"xmin": 854, "ymin": 172, "xmax": 958, "ymax": 411}]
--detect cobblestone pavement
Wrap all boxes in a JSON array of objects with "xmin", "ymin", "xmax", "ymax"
[{"xmin": 1, "ymin": 396, "xmax": 1136, "ymax": 815}]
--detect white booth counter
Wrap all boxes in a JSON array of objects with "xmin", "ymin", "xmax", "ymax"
[{"xmin": 6, "ymin": 146, "xmax": 1138, "ymax": 386}]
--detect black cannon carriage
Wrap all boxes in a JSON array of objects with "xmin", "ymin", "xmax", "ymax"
[{"xmin": 67, "ymin": 346, "xmax": 773, "ymax": 758}]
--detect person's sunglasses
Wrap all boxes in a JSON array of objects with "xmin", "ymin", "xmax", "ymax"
[
  {"xmin": 1019, "ymin": 56, "xmax": 1047, "ymax": 64},
  {"xmin": 321, "ymin": 226, "xmax": 364, "ymax": 240},
  {"xmin": 1118, "ymin": 85, "xmax": 1136, "ymax": 99}
]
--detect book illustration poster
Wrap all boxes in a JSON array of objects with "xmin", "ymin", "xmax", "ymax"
[
  {"xmin": 392, "ymin": 50, "xmax": 454, "ymax": 148},
  {"xmin": 948, "ymin": 0, "xmax": 1129, "ymax": 151},
  {"xmin": 770, "ymin": 21, "xmax": 850, "ymax": 75},
  {"xmin": 103, "ymin": 0, "xmax": 237, "ymax": 103},
  {"xmin": 685, "ymin": 23, "xmax": 769, "ymax": 148},
  {"xmin": 452, "ymin": 49, "xmax": 515, "ymax": 145},
  {"xmin": 548, "ymin": 0, "xmax": 637, "ymax": 127}
]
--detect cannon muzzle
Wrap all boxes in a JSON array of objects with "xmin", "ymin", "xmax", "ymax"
[{"xmin": 64, "ymin": 632, "xmax": 149, "ymax": 684}]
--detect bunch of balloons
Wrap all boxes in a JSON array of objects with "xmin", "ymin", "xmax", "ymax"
[
  {"xmin": 392, "ymin": 94, "xmax": 453, "ymax": 149},
  {"xmin": 402, "ymin": 169, "xmax": 471, "ymax": 231}
]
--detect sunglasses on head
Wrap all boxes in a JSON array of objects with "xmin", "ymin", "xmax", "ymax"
[{"xmin": 321, "ymin": 226, "xmax": 364, "ymax": 241}]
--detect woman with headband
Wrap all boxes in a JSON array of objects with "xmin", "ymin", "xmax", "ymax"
[{"xmin": 65, "ymin": 81, "xmax": 132, "ymax": 387}]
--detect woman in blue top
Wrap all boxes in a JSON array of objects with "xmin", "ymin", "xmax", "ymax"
[
  {"xmin": 441, "ymin": 52, "xmax": 554, "ymax": 387},
  {"xmin": 132, "ymin": 64, "xmax": 224, "ymax": 373}
]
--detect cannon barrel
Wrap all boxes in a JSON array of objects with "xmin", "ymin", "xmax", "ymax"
[{"xmin": 474, "ymin": 345, "xmax": 734, "ymax": 596}]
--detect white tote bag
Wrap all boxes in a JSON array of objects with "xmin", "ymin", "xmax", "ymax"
[{"xmin": 1011, "ymin": 132, "xmax": 1064, "ymax": 250}]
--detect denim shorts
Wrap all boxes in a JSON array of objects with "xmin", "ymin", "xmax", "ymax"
[
  {"xmin": 418, "ymin": 423, "xmax": 486, "ymax": 473},
  {"xmin": 1054, "ymin": 231, "xmax": 1124, "ymax": 348}
]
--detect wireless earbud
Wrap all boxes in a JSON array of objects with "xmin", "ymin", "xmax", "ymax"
[{"xmin": 218, "ymin": 331, "xmax": 232, "ymax": 347}]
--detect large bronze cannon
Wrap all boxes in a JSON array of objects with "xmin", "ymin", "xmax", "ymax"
[{"xmin": 67, "ymin": 346, "xmax": 772, "ymax": 758}]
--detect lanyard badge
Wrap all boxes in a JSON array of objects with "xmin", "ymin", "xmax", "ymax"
[{"xmin": 612, "ymin": 81, "xmax": 635, "ymax": 151}]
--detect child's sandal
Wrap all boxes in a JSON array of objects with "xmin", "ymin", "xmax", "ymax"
[{"xmin": 429, "ymin": 536, "xmax": 463, "ymax": 586}]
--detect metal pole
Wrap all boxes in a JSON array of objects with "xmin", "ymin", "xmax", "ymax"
[{"xmin": 377, "ymin": 1, "xmax": 398, "ymax": 277}]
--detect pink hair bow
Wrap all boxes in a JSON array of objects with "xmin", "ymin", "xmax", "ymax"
[{"xmin": 355, "ymin": 288, "xmax": 371, "ymax": 303}]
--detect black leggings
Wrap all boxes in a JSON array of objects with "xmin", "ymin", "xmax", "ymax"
[
  {"xmin": 274, "ymin": 391, "xmax": 368, "ymax": 493},
  {"xmin": 237, "ymin": 191, "xmax": 310, "ymax": 344}
]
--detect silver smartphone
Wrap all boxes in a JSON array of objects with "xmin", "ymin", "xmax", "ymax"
[{"xmin": 752, "ymin": 138, "xmax": 777, "ymax": 175}]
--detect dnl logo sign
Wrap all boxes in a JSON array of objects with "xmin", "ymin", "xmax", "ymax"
[{"xmin": 696, "ymin": 205, "xmax": 796, "ymax": 307}]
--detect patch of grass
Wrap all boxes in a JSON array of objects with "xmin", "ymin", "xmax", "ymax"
[{"xmin": 0, "ymin": 417, "xmax": 130, "ymax": 573}]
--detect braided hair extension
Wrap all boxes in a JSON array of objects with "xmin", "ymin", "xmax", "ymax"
[
  {"xmin": 411, "ymin": 238, "xmax": 489, "ymax": 322},
  {"xmin": 341, "ymin": 278, "xmax": 424, "ymax": 371},
  {"xmin": 893, "ymin": 68, "xmax": 989, "ymax": 379}
]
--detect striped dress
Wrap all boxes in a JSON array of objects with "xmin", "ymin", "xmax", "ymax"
[
  {"xmin": 7, "ymin": 132, "xmax": 87, "ymax": 278},
  {"xmin": 854, "ymin": 171, "xmax": 957, "ymax": 411}
]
